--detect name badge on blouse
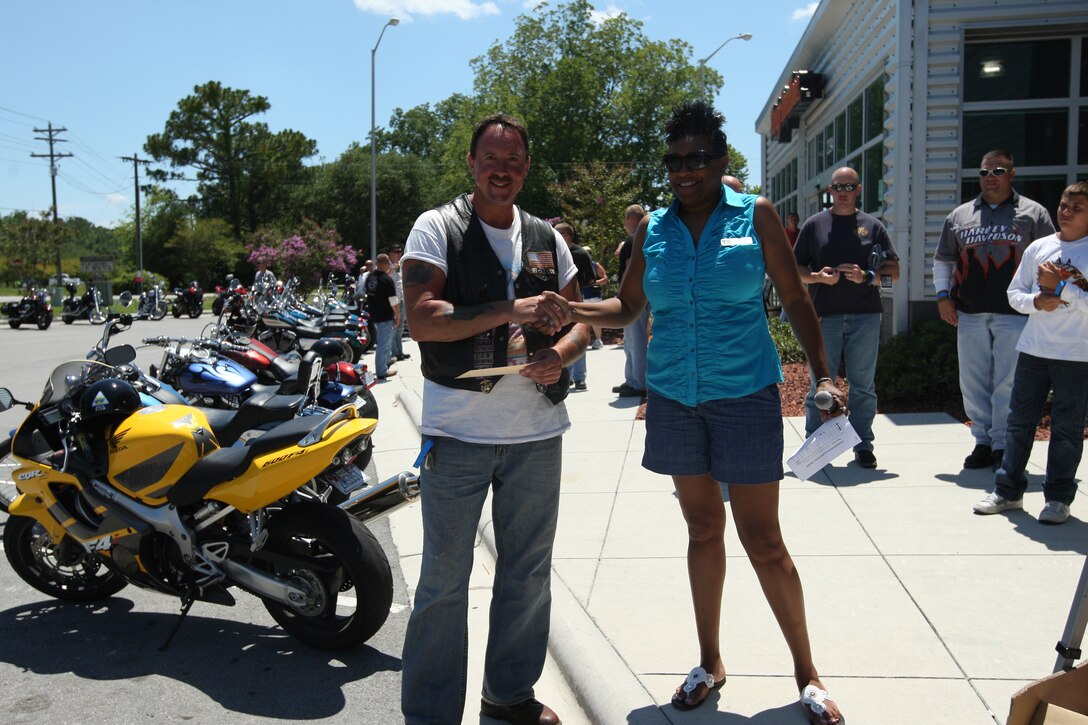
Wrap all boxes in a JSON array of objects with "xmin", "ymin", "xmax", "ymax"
[{"xmin": 721, "ymin": 237, "xmax": 754, "ymax": 247}]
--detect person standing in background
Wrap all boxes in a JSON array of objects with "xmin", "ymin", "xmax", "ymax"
[
  {"xmin": 613, "ymin": 203, "xmax": 649, "ymax": 398},
  {"xmin": 933, "ymin": 150, "xmax": 1055, "ymax": 471}
]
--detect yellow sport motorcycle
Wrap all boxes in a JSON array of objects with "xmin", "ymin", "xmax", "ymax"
[{"xmin": 0, "ymin": 357, "xmax": 418, "ymax": 650}]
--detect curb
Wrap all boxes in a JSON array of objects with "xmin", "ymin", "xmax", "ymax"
[{"xmin": 394, "ymin": 390, "xmax": 666, "ymax": 725}]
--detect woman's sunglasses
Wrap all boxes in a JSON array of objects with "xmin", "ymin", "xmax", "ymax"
[{"xmin": 662, "ymin": 152, "xmax": 722, "ymax": 173}]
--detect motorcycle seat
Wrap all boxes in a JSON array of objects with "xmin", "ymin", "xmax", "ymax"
[
  {"xmin": 270, "ymin": 356, "xmax": 299, "ymax": 381},
  {"xmin": 167, "ymin": 414, "xmax": 320, "ymax": 507},
  {"xmin": 198, "ymin": 392, "xmax": 304, "ymax": 447}
]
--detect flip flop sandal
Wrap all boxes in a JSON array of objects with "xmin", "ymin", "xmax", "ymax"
[
  {"xmin": 671, "ymin": 666, "xmax": 725, "ymax": 711},
  {"xmin": 800, "ymin": 684, "xmax": 842, "ymax": 724}
]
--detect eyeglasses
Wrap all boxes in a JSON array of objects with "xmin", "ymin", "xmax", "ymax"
[
  {"xmin": 829, "ymin": 183, "xmax": 860, "ymax": 192},
  {"xmin": 662, "ymin": 152, "xmax": 722, "ymax": 173},
  {"xmin": 978, "ymin": 167, "xmax": 1010, "ymax": 177}
]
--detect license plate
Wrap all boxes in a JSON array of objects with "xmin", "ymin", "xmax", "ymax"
[
  {"xmin": 362, "ymin": 370, "xmax": 376, "ymax": 387},
  {"xmin": 325, "ymin": 465, "xmax": 369, "ymax": 495}
]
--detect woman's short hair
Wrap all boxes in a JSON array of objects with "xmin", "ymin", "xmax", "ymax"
[{"xmin": 664, "ymin": 101, "xmax": 728, "ymax": 157}]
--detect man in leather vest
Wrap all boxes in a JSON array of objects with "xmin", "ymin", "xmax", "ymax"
[{"xmin": 400, "ymin": 114, "xmax": 587, "ymax": 725}]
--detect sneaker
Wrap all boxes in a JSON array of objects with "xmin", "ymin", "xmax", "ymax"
[
  {"xmin": 963, "ymin": 444, "xmax": 993, "ymax": 469},
  {"xmin": 574, "ymin": 380, "xmax": 587, "ymax": 390},
  {"xmin": 1039, "ymin": 501, "xmax": 1071, "ymax": 525},
  {"xmin": 991, "ymin": 449, "xmax": 1004, "ymax": 471},
  {"xmin": 973, "ymin": 492, "xmax": 1023, "ymax": 515},
  {"xmin": 854, "ymin": 450, "xmax": 877, "ymax": 468}
]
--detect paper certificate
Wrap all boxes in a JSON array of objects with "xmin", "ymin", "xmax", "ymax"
[
  {"xmin": 786, "ymin": 416, "xmax": 862, "ymax": 481},
  {"xmin": 456, "ymin": 364, "xmax": 530, "ymax": 379}
]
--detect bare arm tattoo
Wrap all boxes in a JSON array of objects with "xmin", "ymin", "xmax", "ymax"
[
  {"xmin": 403, "ymin": 262, "xmax": 436, "ymax": 287},
  {"xmin": 443, "ymin": 302, "xmax": 496, "ymax": 321}
]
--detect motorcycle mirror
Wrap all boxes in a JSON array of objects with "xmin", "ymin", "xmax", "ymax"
[
  {"xmin": 0, "ymin": 387, "xmax": 14, "ymax": 412},
  {"xmin": 119, "ymin": 290, "xmax": 133, "ymax": 307},
  {"xmin": 104, "ymin": 344, "xmax": 137, "ymax": 366}
]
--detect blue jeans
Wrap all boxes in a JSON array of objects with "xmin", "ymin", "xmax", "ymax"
[
  {"xmin": 957, "ymin": 312, "xmax": 1026, "ymax": 450},
  {"xmin": 375, "ymin": 319, "xmax": 394, "ymax": 377},
  {"xmin": 805, "ymin": 313, "xmax": 881, "ymax": 451},
  {"xmin": 623, "ymin": 304, "xmax": 651, "ymax": 390},
  {"xmin": 994, "ymin": 353, "xmax": 1088, "ymax": 505},
  {"xmin": 569, "ymin": 349, "xmax": 586, "ymax": 383},
  {"xmin": 402, "ymin": 435, "xmax": 562, "ymax": 725},
  {"xmin": 392, "ymin": 301, "xmax": 405, "ymax": 357}
]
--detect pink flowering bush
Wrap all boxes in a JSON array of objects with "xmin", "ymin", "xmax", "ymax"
[{"xmin": 247, "ymin": 220, "xmax": 356, "ymax": 287}]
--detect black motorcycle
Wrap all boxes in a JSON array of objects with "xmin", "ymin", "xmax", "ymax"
[
  {"xmin": 60, "ymin": 283, "xmax": 107, "ymax": 325},
  {"xmin": 172, "ymin": 280, "xmax": 204, "ymax": 318},
  {"xmin": 120, "ymin": 281, "xmax": 168, "ymax": 321},
  {"xmin": 1, "ymin": 283, "xmax": 52, "ymax": 330}
]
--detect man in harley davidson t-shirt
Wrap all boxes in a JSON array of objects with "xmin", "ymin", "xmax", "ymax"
[{"xmin": 363, "ymin": 254, "xmax": 399, "ymax": 380}]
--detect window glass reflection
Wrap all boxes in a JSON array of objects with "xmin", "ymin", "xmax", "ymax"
[{"xmin": 964, "ymin": 40, "xmax": 1070, "ymax": 102}]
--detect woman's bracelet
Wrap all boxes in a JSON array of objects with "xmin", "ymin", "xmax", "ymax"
[
  {"xmin": 936, "ymin": 290, "xmax": 950, "ymax": 300},
  {"xmin": 815, "ymin": 377, "xmax": 833, "ymax": 386}
]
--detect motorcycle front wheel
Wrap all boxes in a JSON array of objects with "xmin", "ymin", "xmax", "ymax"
[
  {"xmin": 4, "ymin": 515, "xmax": 127, "ymax": 601},
  {"xmin": 0, "ymin": 437, "xmax": 18, "ymax": 512},
  {"xmin": 37, "ymin": 310, "xmax": 52, "ymax": 330},
  {"xmin": 188, "ymin": 304, "xmax": 202, "ymax": 319},
  {"xmin": 89, "ymin": 311, "xmax": 107, "ymax": 325},
  {"xmin": 7, "ymin": 320, "xmax": 19, "ymax": 329},
  {"xmin": 258, "ymin": 502, "xmax": 392, "ymax": 650},
  {"xmin": 151, "ymin": 301, "xmax": 167, "ymax": 321},
  {"xmin": 172, "ymin": 303, "xmax": 182, "ymax": 318}
]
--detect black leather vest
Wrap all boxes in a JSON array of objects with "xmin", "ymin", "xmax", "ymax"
[{"xmin": 419, "ymin": 194, "xmax": 571, "ymax": 405}]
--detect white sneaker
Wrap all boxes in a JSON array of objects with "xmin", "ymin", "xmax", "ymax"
[
  {"xmin": 973, "ymin": 492, "xmax": 1023, "ymax": 515},
  {"xmin": 1038, "ymin": 501, "xmax": 1071, "ymax": 525}
]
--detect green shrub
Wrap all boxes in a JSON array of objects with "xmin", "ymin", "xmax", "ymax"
[
  {"xmin": 874, "ymin": 319, "xmax": 960, "ymax": 405},
  {"xmin": 767, "ymin": 317, "xmax": 807, "ymax": 364}
]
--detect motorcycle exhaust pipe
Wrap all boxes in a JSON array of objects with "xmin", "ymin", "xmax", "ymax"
[{"xmin": 338, "ymin": 471, "xmax": 420, "ymax": 524}]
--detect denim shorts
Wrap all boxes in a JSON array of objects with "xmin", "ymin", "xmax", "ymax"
[{"xmin": 642, "ymin": 385, "xmax": 784, "ymax": 484}]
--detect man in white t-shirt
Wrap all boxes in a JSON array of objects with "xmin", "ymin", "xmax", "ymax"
[{"xmin": 400, "ymin": 114, "xmax": 585, "ymax": 725}]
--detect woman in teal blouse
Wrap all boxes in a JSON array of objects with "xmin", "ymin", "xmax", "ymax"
[{"xmin": 543, "ymin": 102, "xmax": 844, "ymax": 724}]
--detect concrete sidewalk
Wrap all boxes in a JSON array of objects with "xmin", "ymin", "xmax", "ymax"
[{"xmin": 365, "ymin": 339, "xmax": 1088, "ymax": 725}]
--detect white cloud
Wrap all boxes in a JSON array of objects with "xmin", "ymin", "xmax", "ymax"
[
  {"xmin": 589, "ymin": 3, "xmax": 624, "ymax": 25},
  {"xmin": 353, "ymin": 0, "xmax": 500, "ymax": 22},
  {"xmin": 791, "ymin": 2, "xmax": 818, "ymax": 21},
  {"xmin": 105, "ymin": 193, "xmax": 128, "ymax": 206}
]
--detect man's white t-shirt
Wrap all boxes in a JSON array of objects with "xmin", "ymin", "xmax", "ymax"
[{"xmin": 403, "ymin": 206, "xmax": 578, "ymax": 444}]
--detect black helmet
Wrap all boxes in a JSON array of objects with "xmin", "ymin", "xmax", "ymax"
[
  {"xmin": 80, "ymin": 379, "xmax": 141, "ymax": 423},
  {"xmin": 310, "ymin": 337, "xmax": 348, "ymax": 365}
]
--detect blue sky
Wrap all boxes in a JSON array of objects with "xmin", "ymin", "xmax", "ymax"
[{"xmin": 1, "ymin": 0, "xmax": 818, "ymax": 228}]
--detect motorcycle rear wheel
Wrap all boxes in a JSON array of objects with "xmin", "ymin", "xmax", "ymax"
[
  {"xmin": 172, "ymin": 304, "xmax": 182, "ymax": 318},
  {"xmin": 0, "ymin": 437, "xmax": 17, "ymax": 512},
  {"xmin": 4, "ymin": 515, "xmax": 127, "ymax": 601},
  {"xmin": 258, "ymin": 502, "xmax": 392, "ymax": 650},
  {"xmin": 188, "ymin": 305, "xmax": 202, "ymax": 319},
  {"xmin": 151, "ymin": 301, "xmax": 167, "ymax": 321}
]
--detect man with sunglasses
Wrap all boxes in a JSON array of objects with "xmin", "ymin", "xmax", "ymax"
[
  {"xmin": 795, "ymin": 167, "xmax": 900, "ymax": 469},
  {"xmin": 933, "ymin": 150, "xmax": 1055, "ymax": 471}
]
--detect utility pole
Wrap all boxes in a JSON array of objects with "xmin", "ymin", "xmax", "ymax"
[
  {"xmin": 121, "ymin": 153, "xmax": 151, "ymax": 295},
  {"xmin": 31, "ymin": 122, "xmax": 73, "ymax": 291}
]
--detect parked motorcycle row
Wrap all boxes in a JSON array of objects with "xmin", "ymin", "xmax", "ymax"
[
  {"xmin": 1, "ymin": 282, "xmax": 53, "ymax": 330},
  {"xmin": 0, "ymin": 300, "xmax": 416, "ymax": 651},
  {"xmin": 3, "ymin": 277, "xmax": 209, "ymax": 329}
]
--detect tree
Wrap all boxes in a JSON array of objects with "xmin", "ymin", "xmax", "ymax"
[
  {"xmin": 145, "ymin": 81, "xmax": 317, "ymax": 237},
  {"xmin": 446, "ymin": 0, "xmax": 708, "ymax": 213},
  {"xmin": 0, "ymin": 211, "xmax": 72, "ymax": 283},
  {"xmin": 546, "ymin": 161, "xmax": 640, "ymax": 281},
  {"xmin": 164, "ymin": 217, "xmax": 245, "ymax": 288},
  {"xmin": 247, "ymin": 220, "xmax": 357, "ymax": 289}
]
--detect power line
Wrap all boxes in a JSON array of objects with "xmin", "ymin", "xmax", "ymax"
[{"xmin": 0, "ymin": 105, "xmax": 49, "ymax": 123}]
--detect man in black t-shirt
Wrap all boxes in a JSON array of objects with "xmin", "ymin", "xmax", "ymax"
[
  {"xmin": 364, "ymin": 253, "xmax": 400, "ymax": 379},
  {"xmin": 795, "ymin": 167, "xmax": 900, "ymax": 469}
]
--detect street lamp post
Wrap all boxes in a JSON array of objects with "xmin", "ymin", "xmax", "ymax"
[
  {"xmin": 698, "ymin": 33, "xmax": 752, "ymax": 101},
  {"xmin": 370, "ymin": 17, "xmax": 399, "ymax": 264}
]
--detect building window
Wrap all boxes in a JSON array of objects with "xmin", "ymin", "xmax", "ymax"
[
  {"xmin": 960, "ymin": 34, "xmax": 1087, "ymax": 221},
  {"xmin": 801, "ymin": 77, "xmax": 886, "ymax": 212},
  {"xmin": 964, "ymin": 40, "xmax": 1070, "ymax": 102}
]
